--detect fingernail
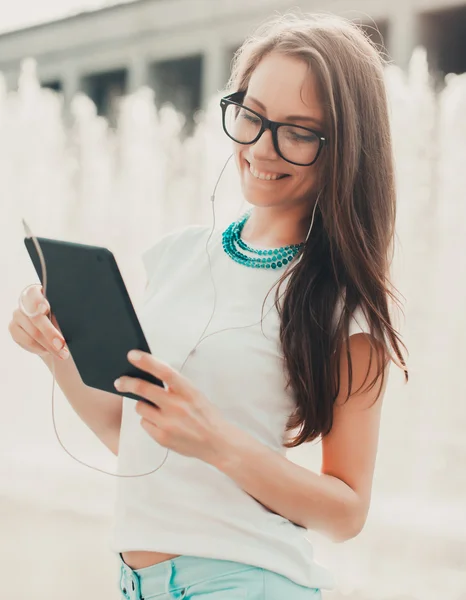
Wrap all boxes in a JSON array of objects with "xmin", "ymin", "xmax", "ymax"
[
  {"xmin": 53, "ymin": 338, "xmax": 63, "ymax": 350},
  {"xmin": 114, "ymin": 379, "xmax": 121, "ymax": 389},
  {"xmin": 59, "ymin": 348, "xmax": 69, "ymax": 360},
  {"xmin": 128, "ymin": 350, "xmax": 142, "ymax": 361},
  {"xmin": 39, "ymin": 303, "xmax": 48, "ymax": 314}
]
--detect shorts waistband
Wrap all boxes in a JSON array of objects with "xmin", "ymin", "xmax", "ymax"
[{"xmin": 118, "ymin": 553, "xmax": 257, "ymax": 600}]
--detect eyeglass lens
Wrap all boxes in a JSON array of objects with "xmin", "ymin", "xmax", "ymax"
[{"xmin": 224, "ymin": 103, "xmax": 321, "ymax": 165}]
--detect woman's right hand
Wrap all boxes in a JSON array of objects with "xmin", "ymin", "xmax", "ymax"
[{"xmin": 8, "ymin": 284, "xmax": 70, "ymax": 361}]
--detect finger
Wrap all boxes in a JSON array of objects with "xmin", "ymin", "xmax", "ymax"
[
  {"xmin": 21, "ymin": 287, "xmax": 66, "ymax": 348},
  {"xmin": 135, "ymin": 400, "xmax": 161, "ymax": 422},
  {"xmin": 13, "ymin": 310, "xmax": 49, "ymax": 348},
  {"xmin": 115, "ymin": 376, "xmax": 169, "ymax": 407},
  {"xmin": 13, "ymin": 309, "xmax": 69, "ymax": 359},
  {"xmin": 127, "ymin": 351, "xmax": 191, "ymax": 395},
  {"xmin": 140, "ymin": 418, "xmax": 169, "ymax": 448},
  {"xmin": 9, "ymin": 321, "xmax": 49, "ymax": 355},
  {"xmin": 50, "ymin": 313, "xmax": 63, "ymax": 336},
  {"xmin": 19, "ymin": 284, "xmax": 47, "ymax": 317},
  {"xmin": 12, "ymin": 314, "xmax": 55, "ymax": 357},
  {"xmin": 28, "ymin": 309, "xmax": 67, "ymax": 352}
]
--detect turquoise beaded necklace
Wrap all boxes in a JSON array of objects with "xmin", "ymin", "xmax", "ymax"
[{"xmin": 222, "ymin": 210, "xmax": 304, "ymax": 269}]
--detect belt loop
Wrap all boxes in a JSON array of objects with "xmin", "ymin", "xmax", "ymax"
[
  {"xmin": 119, "ymin": 558, "xmax": 144, "ymax": 600},
  {"xmin": 165, "ymin": 560, "xmax": 175, "ymax": 594},
  {"xmin": 120, "ymin": 563, "xmax": 130, "ymax": 599},
  {"xmin": 132, "ymin": 569, "xmax": 144, "ymax": 600}
]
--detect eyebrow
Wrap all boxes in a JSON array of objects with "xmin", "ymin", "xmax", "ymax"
[{"xmin": 246, "ymin": 95, "xmax": 323, "ymax": 128}]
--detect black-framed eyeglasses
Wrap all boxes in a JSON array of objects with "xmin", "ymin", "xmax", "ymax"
[{"xmin": 220, "ymin": 91, "xmax": 327, "ymax": 167}]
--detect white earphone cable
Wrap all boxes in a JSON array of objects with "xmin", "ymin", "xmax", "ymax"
[{"xmin": 20, "ymin": 158, "xmax": 321, "ymax": 477}]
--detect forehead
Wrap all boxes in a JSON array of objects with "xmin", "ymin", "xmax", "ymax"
[{"xmin": 246, "ymin": 52, "xmax": 323, "ymax": 119}]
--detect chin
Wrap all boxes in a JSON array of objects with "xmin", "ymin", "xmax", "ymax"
[
  {"xmin": 239, "ymin": 176, "xmax": 284, "ymax": 206},
  {"xmin": 239, "ymin": 156, "xmax": 292, "ymax": 207},
  {"xmin": 240, "ymin": 187, "xmax": 283, "ymax": 208}
]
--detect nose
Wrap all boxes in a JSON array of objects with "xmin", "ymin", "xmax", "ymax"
[{"xmin": 249, "ymin": 128, "xmax": 279, "ymax": 162}]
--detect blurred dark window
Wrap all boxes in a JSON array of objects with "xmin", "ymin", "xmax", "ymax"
[
  {"xmin": 81, "ymin": 68, "xmax": 128, "ymax": 127},
  {"xmin": 42, "ymin": 80, "xmax": 62, "ymax": 92},
  {"xmin": 420, "ymin": 5, "xmax": 466, "ymax": 77},
  {"xmin": 150, "ymin": 55, "xmax": 203, "ymax": 134}
]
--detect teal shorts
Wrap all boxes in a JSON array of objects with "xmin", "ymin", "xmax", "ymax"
[{"xmin": 118, "ymin": 554, "xmax": 322, "ymax": 599}]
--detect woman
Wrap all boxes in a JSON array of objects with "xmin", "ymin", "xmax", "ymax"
[{"xmin": 10, "ymin": 11, "xmax": 408, "ymax": 600}]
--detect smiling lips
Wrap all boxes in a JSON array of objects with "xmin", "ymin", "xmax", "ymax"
[{"xmin": 247, "ymin": 160, "xmax": 289, "ymax": 181}]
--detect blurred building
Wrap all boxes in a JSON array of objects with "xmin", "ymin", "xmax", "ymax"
[{"xmin": 0, "ymin": 0, "xmax": 465, "ymax": 126}]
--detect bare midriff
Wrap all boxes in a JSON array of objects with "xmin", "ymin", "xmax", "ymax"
[{"xmin": 122, "ymin": 550, "xmax": 181, "ymax": 570}]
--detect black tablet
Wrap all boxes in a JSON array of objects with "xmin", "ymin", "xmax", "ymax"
[{"xmin": 24, "ymin": 236, "xmax": 163, "ymax": 404}]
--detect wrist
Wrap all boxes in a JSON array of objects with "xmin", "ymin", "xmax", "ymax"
[
  {"xmin": 206, "ymin": 420, "xmax": 246, "ymax": 473},
  {"xmin": 39, "ymin": 352, "xmax": 54, "ymax": 367}
]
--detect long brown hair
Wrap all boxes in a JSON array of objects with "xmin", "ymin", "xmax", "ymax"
[{"xmin": 227, "ymin": 12, "xmax": 409, "ymax": 447}]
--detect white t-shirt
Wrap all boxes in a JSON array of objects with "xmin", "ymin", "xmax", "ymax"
[{"xmin": 111, "ymin": 224, "xmax": 371, "ymax": 590}]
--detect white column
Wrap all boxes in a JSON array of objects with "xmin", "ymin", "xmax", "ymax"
[
  {"xmin": 62, "ymin": 64, "xmax": 81, "ymax": 107},
  {"xmin": 128, "ymin": 52, "xmax": 150, "ymax": 93},
  {"xmin": 387, "ymin": 7, "xmax": 421, "ymax": 69},
  {"xmin": 201, "ymin": 41, "xmax": 228, "ymax": 109}
]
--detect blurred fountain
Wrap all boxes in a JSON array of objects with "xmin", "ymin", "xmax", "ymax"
[{"xmin": 1, "ymin": 56, "xmax": 465, "ymax": 600}]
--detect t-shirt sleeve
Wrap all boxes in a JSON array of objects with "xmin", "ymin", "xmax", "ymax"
[
  {"xmin": 332, "ymin": 295, "xmax": 373, "ymax": 338},
  {"xmin": 348, "ymin": 304, "xmax": 371, "ymax": 337}
]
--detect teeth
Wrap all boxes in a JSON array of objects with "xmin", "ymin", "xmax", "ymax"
[{"xmin": 249, "ymin": 163, "xmax": 284, "ymax": 181}]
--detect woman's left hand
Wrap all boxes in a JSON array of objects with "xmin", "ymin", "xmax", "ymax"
[{"xmin": 114, "ymin": 350, "xmax": 229, "ymax": 463}]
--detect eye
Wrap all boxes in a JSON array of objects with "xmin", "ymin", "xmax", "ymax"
[
  {"xmin": 285, "ymin": 129, "xmax": 319, "ymax": 143},
  {"xmin": 240, "ymin": 111, "xmax": 261, "ymax": 125},
  {"xmin": 295, "ymin": 133, "xmax": 315, "ymax": 142}
]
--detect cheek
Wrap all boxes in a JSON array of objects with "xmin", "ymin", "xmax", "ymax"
[
  {"xmin": 234, "ymin": 143, "xmax": 243, "ymax": 168},
  {"xmin": 294, "ymin": 166, "xmax": 319, "ymax": 194}
]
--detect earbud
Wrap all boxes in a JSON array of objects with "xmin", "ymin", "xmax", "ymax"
[{"xmin": 304, "ymin": 191, "xmax": 321, "ymax": 243}]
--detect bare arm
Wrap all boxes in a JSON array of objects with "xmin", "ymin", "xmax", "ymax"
[
  {"xmin": 40, "ymin": 352, "xmax": 122, "ymax": 456},
  {"xmin": 209, "ymin": 333, "xmax": 387, "ymax": 542}
]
